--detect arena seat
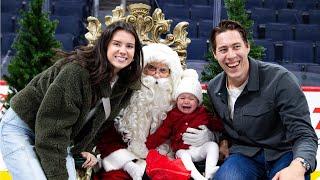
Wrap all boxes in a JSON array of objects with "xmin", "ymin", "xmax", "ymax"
[
  {"xmin": 264, "ymin": 0, "xmax": 290, "ymax": 10},
  {"xmin": 51, "ymin": 2, "xmax": 89, "ymax": 20},
  {"xmin": 245, "ymin": 0, "xmax": 263, "ymax": 9},
  {"xmin": 158, "ymin": 0, "xmax": 185, "ymax": 7},
  {"xmin": 1, "ymin": 13, "xmax": 17, "ymax": 33},
  {"xmin": 282, "ymin": 41, "xmax": 314, "ymax": 63},
  {"xmin": 55, "ymin": 33, "xmax": 75, "ymax": 51},
  {"xmin": 1, "ymin": 33, "xmax": 16, "ymax": 55},
  {"xmin": 277, "ymin": 9, "xmax": 302, "ymax": 24},
  {"xmin": 190, "ymin": 5, "xmax": 213, "ymax": 21},
  {"xmin": 309, "ymin": 10, "xmax": 320, "ymax": 24},
  {"xmin": 1, "ymin": 0, "xmax": 26, "ymax": 13},
  {"xmin": 292, "ymin": 0, "xmax": 318, "ymax": 10},
  {"xmin": 187, "ymin": 0, "xmax": 209, "ymax": 7},
  {"xmin": 249, "ymin": 8, "xmax": 277, "ymax": 24},
  {"xmin": 264, "ymin": 23, "xmax": 293, "ymax": 41},
  {"xmin": 295, "ymin": 24, "xmax": 320, "ymax": 41},
  {"xmin": 51, "ymin": 15, "xmax": 85, "ymax": 36},
  {"xmin": 253, "ymin": 39, "xmax": 275, "ymax": 62},
  {"xmin": 162, "ymin": 4, "xmax": 190, "ymax": 19},
  {"xmin": 281, "ymin": 63, "xmax": 306, "ymax": 72},
  {"xmin": 187, "ymin": 38, "xmax": 208, "ymax": 60},
  {"xmin": 307, "ymin": 63, "xmax": 320, "ymax": 74},
  {"xmin": 198, "ymin": 19, "xmax": 213, "ymax": 39}
]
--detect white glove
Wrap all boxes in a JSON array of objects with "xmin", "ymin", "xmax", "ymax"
[
  {"xmin": 123, "ymin": 161, "xmax": 144, "ymax": 180},
  {"xmin": 182, "ymin": 125, "xmax": 214, "ymax": 147}
]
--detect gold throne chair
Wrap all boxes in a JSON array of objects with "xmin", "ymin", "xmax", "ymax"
[
  {"xmin": 84, "ymin": 3, "xmax": 191, "ymax": 68},
  {"xmin": 77, "ymin": 3, "xmax": 191, "ymax": 179}
]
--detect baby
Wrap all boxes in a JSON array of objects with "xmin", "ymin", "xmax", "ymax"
[{"xmin": 146, "ymin": 69, "xmax": 220, "ymax": 180}]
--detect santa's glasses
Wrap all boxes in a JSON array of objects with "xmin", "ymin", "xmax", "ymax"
[{"xmin": 145, "ymin": 64, "xmax": 170, "ymax": 76}]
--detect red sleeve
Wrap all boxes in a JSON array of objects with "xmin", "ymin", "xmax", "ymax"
[
  {"xmin": 207, "ymin": 113, "xmax": 224, "ymax": 132},
  {"xmin": 96, "ymin": 125, "xmax": 127, "ymax": 158},
  {"xmin": 146, "ymin": 113, "xmax": 173, "ymax": 150}
]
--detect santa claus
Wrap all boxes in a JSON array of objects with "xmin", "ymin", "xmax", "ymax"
[{"xmin": 95, "ymin": 43, "xmax": 184, "ymax": 180}]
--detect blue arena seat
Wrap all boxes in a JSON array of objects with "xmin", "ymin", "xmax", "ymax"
[
  {"xmin": 282, "ymin": 41, "xmax": 314, "ymax": 63},
  {"xmin": 281, "ymin": 63, "xmax": 305, "ymax": 72},
  {"xmin": 1, "ymin": 33, "xmax": 16, "ymax": 55},
  {"xmin": 245, "ymin": 0, "xmax": 263, "ymax": 9},
  {"xmin": 51, "ymin": 2, "xmax": 89, "ymax": 20},
  {"xmin": 279, "ymin": 63, "xmax": 320, "ymax": 86},
  {"xmin": 264, "ymin": 0, "xmax": 290, "ymax": 10},
  {"xmin": 50, "ymin": 15, "xmax": 84, "ymax": 36},
  {"xmin": 1, "ymin": 13, "xmax": 17, "ymax": 33},
  {"xmin": 158, "ymin": 0, "xmax": 185, "ymax": 7},
  {"xmin": 264, "ymin": 23, "xmax": 293, "ymax": 41},
  {"xmin": 162, "ymin": 4, "xmax": 190, "ymax": 19},
  {"xmin": 309, "ymin": 10, "xmax": 320, "ymax": 24},
  {"xmin": 307, "ymin": 63, "xmax": 320, "ymax": 74},
  {"xmin": 277, "ymin": 9, "xmax": 302, "ymax": 24},
  {"xmin": 187, "ymin": 0, "xmax": 209, "ymax": 7},
  {"xmin": 253, "ymin": 39, "xmax": 275, "ymax": 62},
  {"xmin": 187, "ymin": 38, "xmax": 208, "ymax": 60},
  {"xmin": 198, "ymin": 20, "xmax": 213, "ymax": 39},
  {"xmin": 295, "ymin": 24, "xmax": 320, "ymax": 41},
  {"xmin": 187, "ymin": 20, "xmax": 198, "ymax": 38},
  {"xmin": 249, "ymin": 8, "xmax": 276, "ymax": 24},
  {"xmin": 190, "ymin": 5, "xmax": 213, "ymax": 20},
  {"xmin": 55, "ymin": 33, "xmax": 75, "ymax": 51},
  {"xmin": 1, "ymin": 0, "xmax": 26, "ymax": 13},
  {"xmin": 292, "ymin": 0, "xmax": 318, "ymax": 10}
]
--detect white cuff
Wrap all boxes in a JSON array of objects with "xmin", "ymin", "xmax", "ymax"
[{"xmin": 102, "ymin": 149, "xmax": 138, "ymax": 172}]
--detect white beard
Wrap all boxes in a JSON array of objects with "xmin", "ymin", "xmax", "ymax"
[{"xmin": 115, "ymin": 74, "xmax": 174, "ymax": 158}]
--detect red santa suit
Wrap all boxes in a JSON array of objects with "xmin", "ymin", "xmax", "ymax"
[
  {"xmin": 146, "ymin": 106, "xmax": 223, "ymax": 152},
  {"xmin": 94, "ymin": 126, "xmax": 132, "ymax": 179}
]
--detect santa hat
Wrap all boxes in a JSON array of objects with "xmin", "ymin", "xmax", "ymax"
[
  {"xmin": 142, "ymin": 43, "xmax": 183, "ymax": 97},
  {"xmin": 174, "ymin": 69, "xmax": 203, "ymax": 104}
]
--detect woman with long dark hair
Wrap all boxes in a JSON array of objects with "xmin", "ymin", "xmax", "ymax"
[{"xmin": 0, "ymin": 21, "xmax": 143, "ymax": 180}]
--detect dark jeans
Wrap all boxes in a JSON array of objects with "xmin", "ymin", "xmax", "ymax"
[{"xmin": 214, "ymin": 150, "xmax": 310, "ymax": 180}]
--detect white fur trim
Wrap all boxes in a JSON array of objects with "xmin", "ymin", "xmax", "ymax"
[
  {"xmin": 102, "ymin": 149, "xmax": 138, "ymax": 172},
  {"xmin": 136, "ymin": 159, "xmax": 147, "ymax": 170}
]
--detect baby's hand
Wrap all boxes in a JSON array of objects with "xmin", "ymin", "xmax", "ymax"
[{"xmin": 81, "ymin": 152, "xmax": 98, "ymax": 168}]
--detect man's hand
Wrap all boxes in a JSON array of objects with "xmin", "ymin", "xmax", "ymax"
[
  {"xmin": 182, "ymin": 125, "xmax": 213, "ymax": 147},
  {"xmin": 272, "ymin": 159, "xmax": 306, "ymax": 180},
  {"xmin": 219, "ymin": 139, "xmax": 229, "ymax": 161}
]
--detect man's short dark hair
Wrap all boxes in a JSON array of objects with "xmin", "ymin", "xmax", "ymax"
[{"xmin": 210, "ymin": 20, "xmax": 248, "ymax": 53}]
